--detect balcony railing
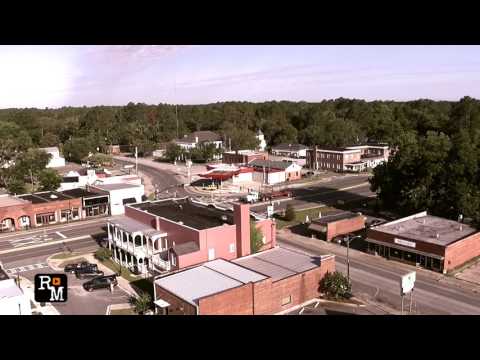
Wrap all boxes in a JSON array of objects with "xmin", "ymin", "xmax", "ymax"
[{"xmin": 151, "ymin": 254, "xmax": 171, "ymax": 272}]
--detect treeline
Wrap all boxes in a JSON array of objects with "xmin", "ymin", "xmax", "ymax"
[{"xmin": 2, "ymin": 97, "xmax": 480, "ymax": 223}]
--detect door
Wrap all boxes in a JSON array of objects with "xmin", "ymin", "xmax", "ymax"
[
  {"xmin": 208, "ymin": 248, "xmax": 215, "ymax": 261},
  {"xmin": 419, "ymin": 255, "xmax": 426, "ymax": 268}
]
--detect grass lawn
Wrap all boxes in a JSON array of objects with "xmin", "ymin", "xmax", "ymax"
[
  {"xmin": 99, "ymin": 258, "xmax": 138, "ymax": 282},
  {"xmin": 110, "ymin": 308, "xmax": 136, "ymax": 315},
  {"xmin": 51, "ymin": 252, "xmax": 82, "ymax": 260},
  {"xmin": 275, "ymin": 206, "xmax": 337, "ymax": 229},
  {"xmin": 59, "ymin": 257, "xmax": 88, "ymax": 268}
]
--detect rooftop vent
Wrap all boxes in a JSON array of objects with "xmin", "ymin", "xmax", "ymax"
[
  {"xmin": 221, "ymin": 215, "xmax": 228, "ymax": 222},
  {"xmin": 178, "ymin": 221, "xmax": 183, "ymax": 225},
  {"xmin": 50, "ymin": 194, "xmax": 58, "ymax": 199},
  {"xmin": 422, "ymin": 219, "xmax": 426, "ymax": 225},
  {"xmin": 459, "ymin": 225, "xmax": 463, "ymax": 231},
  {"xmin": 436, "ymin": 233, "xmax": 440, "ymax": 239}
]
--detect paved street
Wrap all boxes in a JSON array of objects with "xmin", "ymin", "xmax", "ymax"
[
  {"xmin": 277, "ymin": 231, "xmax": 480, "ymax": 315},
  {"xmin": 0, "ymin": 218, "xmax": 106, "ymax": 253}
]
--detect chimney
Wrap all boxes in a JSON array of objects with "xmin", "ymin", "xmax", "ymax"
[
  {"xmin": 234, "ymin": 202, "xmax": 251, "ymax": 258},
  {"xmin": 195, "ymin": 136, "xmax": 199, "ymax": 143}
]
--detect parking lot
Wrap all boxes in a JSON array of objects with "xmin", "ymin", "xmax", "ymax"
[{"xmin": 20, "ymin": 266, "xmax": 131, "ymax": 315}]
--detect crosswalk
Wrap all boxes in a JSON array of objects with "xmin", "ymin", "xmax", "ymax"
[{"xmin": 5, "ymin": 262, "xmax": 49, "ymax": 275}]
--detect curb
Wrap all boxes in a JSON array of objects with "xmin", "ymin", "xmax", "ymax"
[{"xmin": 0, "ymin": 235, "xmax": 92, "ymax": 255}]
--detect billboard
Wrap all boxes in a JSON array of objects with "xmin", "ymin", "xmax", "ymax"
[{"xmin": 400, "ymin": 271, "xmax": 416, "ymax": 295}]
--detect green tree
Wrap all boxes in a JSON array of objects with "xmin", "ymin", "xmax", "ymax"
[
  {"xmin": 63, "ymin": 137, "xmax": 95, "ymax": 163},
  {"xmin": 38, "ymin": 169, "xmax": 62, "ymax": 191},
  {"xmin": 14, "ymin": 149, "xmax": 52, "ymax": 192},
  {"xmin": 165, "ymin": 143, "xmax": 183, "ymax": 162},
  {"xmin": 319, "ymin": 271, "xmax": 352, "ymax": 300},
  {"xmin": 129, "ymin": 292, "xmax": 152, "ymax": 315},
  {"xmin": 250, "ymin": 222, "xmax": 264, "ymax": 254},
  {"xmin": 83, "ymin": 153, "xmax": 113, "ymax": 168},
  {"xmin": 284, "ymin": 204, "xmax": 296, "ymax": 221}
]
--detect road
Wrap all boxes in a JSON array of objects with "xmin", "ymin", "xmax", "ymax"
[
  {"xmin": 278, "ymin": 234, "xmax": 480, "ymax": 315},
  {"xmin": 250, "ymin": 175, "xmax": 374, "ymax": 215}
]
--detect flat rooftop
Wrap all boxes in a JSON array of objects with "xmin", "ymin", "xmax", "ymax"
[
  {"xmin": 373, "ymin": 212, "xmax": 478, "ymax": 246},
  {"xmin": 233, "ymin": 247, "xmax": 322, "ymax": 281},
  {"xmin": 311, "ymin": 211, "xmax": 362, "ymax": 225},
  {"xmin": 17, "ymin": 191, "xmax": 75, "ymax": 204},
  {"xmin": 155, "ymin": 259, "xmax": 267, "ymax": 305},
  {"xmin": 92, "ymin": 183, "xmax": 142, "ymax": 191},
  {"xmin": 61, "ymin": 188, "xmax": 104, "ymax": 199},
  {"xmin": 131, "ymin": 198, "xmax": 235, "ymax": 230},
  {"xmin": 0, "ymin": 279, "xmax": 23, "ymax": 299},
  {"xmin": 0, "ymin": 195, "xmax": 29, "ymax": 208}
]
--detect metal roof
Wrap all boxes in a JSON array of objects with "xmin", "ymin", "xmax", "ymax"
[
  {"xmin": 233, "ymin": 247, "xmax": 321, "ymax": 281},
  {"xmin": 271, "ymin": 143, "xmax": 308, "ymax": 152},
  {"xmin": 248, "ymin": 159, "xmax": 298, "ymax": 170},
  {"xmin": 155, "ymin": 259, "xmax": 266, "ymax": 305},
  {"xmin": 92, "ymin": 183, "xmax": 142, "ymax": 191},
  {"xmin": 108, "ymin": 215, "xmax": 157, "ymax": 234}
]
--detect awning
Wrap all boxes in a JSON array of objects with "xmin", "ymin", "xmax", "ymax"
[
  {"xmin": 154, "ymin": 299, "xmax": 170, "ymax": 308},
  {"xmin": 366, "ymin": 238, "xmax": 444, "ymax": 260}
]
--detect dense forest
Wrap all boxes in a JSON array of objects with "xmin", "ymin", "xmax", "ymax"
[{"xmin": 1, "ymin": 97, "xmax": 480, "ymax": 224}]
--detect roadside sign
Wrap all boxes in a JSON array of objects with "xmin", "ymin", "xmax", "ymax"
[
  {"xmin": 400, "ymin": 271, "xmax": 416, "ymax": 295},
  {"xmin": 267, "ymin": 205, "xmax": 274, "ymax": 218}
]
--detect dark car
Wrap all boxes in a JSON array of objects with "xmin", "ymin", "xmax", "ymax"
[
  {"xmin": 83, "ymin": 275, "xmax": 118, "ymax": 292},
  {"xmin": 75, "ymin": 267, "xmax": 104, "ymax": 279},
  {"xmin": 64, "ymin": 262, "xmax": 97, "ymax": 274}
]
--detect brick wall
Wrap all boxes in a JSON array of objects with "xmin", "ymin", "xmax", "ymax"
[
  {"xmin": 252, "ymin": 256, "xmax": 335, "ymax": 314},
  {"xmin": 445, "ymin": 232, "xmax": 480, "ymax": 271},
  {"xmin": 234, "ymin": 203, "xmax": 250, "ymax": 258},
  {"xmin": 124, "ymin": 206, "xmax": 157, "ymax": 229},
  {"xmin": 154, "ymin": 283, "xmax": 197, "ymax": 315},
  {"xmin": 198, "ymin": 283, "xmax": 254, "ymax": 315},
  {"xmin": 0, "ymin": 203, "xmax": 33, "ymax": 230},
  {"xmin": 326, "ymin": 216, "xmax": 365, "ymax": 242}
]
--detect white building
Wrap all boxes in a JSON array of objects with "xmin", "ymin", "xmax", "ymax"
[
  {"xmin": 91, "ymin": 183, "xmax": 145, "ymax": 216},
  {"xmin": 271, "ymin": 143, "xmax": 308, "ymax": 158},
  {"xmin": 59, "ymin": 169, "xmax": 141, "ymax": 192},
  {"xmin": 39, "ymin": 147, "xmax": 66, "ymax": 168},
  {"xmin": 256, "ymin": 130, "xmax": 267, "ymax": 152},
  {"xmin": 175, "ymin": 131, "xmax": 223, "ymax": 150},
  {"xmin": 248, "ymin": 159, "xmax": 303, "ymax": 185},
  {"xmin": 0, "ymin": 278, "xmax": 32, "ymax": 315}
]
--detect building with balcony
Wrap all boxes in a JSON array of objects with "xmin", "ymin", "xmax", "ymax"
[{"xmin": 106, "ymin": 198, "xmax": 276, "ymax": 275}]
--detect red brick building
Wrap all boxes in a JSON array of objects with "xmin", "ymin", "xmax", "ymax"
[
  {"xmin": 306, "ymin": 144, "xmax": 390, "ymax": 172},
  {"xmin": 0, "ymin": 188, "xmax": 110, "ymax": 232},
  {"xmin": 309, "ymin": 211, "xmax": 366, "ymax": 242},
  {"xmin": 106, "ymin": 198, "xmax": 276, "ymax": 275},
  {"xmin": 223, "ymin": 150, "xmax": 267, "ymax": 165},
  {"xmin": 366, "ymin": 211, "xmax": 480, "ymax": 273},
  {"xmin": 153, "ymin": 247, "xmax": 335, "ymax": 315}
]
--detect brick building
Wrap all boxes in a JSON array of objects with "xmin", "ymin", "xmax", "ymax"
[
  {"xmin": 366, "ymin": 211, "xmax": 480, "ymax": 273},
  {"xmin": 223, "ymin": 150, "xmax": 267, "ymax": 165},
  {"xmin": 306, "ymin": 144, "xmax": 390, "ymax": 172},
  {"xmin": 308, "ymin": 211, "xmax": 366, "ymax": 242},
  {"xmin": 106, "ymin": 198, "xmax": 276, "ymax": 275},
  {"xmin": 0, "ymin": 187, "xmax": 110, "ymax": 232},
  {"xmin": 153, "ymin": 247, "xmax": 335, "ymax": 315}
]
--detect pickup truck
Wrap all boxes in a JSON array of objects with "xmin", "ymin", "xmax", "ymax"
[
  {"xmin": 243, "ymin": 191, "xmax": 260, "ymax": 203},
  {"xmin": 260, "ymin": 190, "xmax": 292, "ymax": 201}
]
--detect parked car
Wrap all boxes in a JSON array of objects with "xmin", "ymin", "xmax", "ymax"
[
  {"xmin": 64, "ymin": 262, "xmax": 97, "ymax": 274},
  {"xmin": 261, "ymin": 190, "xmax": 292, "ymax": 201},
  {"xmin": 83, "ymin": 275, "xmax": 118, "ymax": 292},
  {"xmin": 75, "ymin": 267, "xmax": 104, "ymax": 279}
]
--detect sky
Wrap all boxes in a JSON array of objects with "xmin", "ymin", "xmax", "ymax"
[{"xmin": 0, "ymin": 45, "xmax": 480, "ymax": 108}]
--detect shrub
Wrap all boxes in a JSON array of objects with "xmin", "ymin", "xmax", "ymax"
[
  {"xmin": 95, "ymin": 248, "xmax": 112, "ymax": 262},
  {"xmin": 129, "ymin": 292, "xmax": 152, "ymax": 315},
  {"xmin": 250, "ymin": 221, "xmax": 264, "ymax": 254},
  {"xmin": 284, "ymin": 204, "xmax": 296, "ymax": 221},
  {"xmin": 319, "ymin": 271, "xmax": 352, "ymax": 300}
]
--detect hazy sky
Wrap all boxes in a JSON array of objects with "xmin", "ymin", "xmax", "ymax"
[{"xmin": 0, "ymin": 45, "xmax": 479, "ymax": 108}]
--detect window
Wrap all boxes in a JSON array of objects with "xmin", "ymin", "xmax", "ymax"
[
  {"xmin": 229, "ymin": 243, "xmax": 235, "ymax": 253},
  {"xmin": 72, "ymin": 208, "xmax": 79, "ymax": 219},
  {"xmin": 60, "ymin": 209, "xmax": 70, "ymax": 222},
  {"xmin": 281, "ymin": 295, "xmax": 292, "ymax": 306},
  {"xmin": 171, "ymin": 254, "xmax": 177, "ymax": 266}
]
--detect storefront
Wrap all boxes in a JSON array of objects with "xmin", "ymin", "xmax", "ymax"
[{"xmin": 366, "ymin": 239, "xmax": 444, "ymax": 272}]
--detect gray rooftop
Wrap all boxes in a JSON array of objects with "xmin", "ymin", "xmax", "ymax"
[
  {"xmin": 233, "ymin": 247, "xmax": 322, "ymax": 281},
  {"xmin": 155, "ymin": 259, "xmax": 267, "ymax": 305},
  {"xmin": 271, "ymin": 143, "xmax": 308, "ymax": 152},
  {"xmin": 93, "ymin": 183, "xmax": 142, "ymax": 191},
  {"xmin": 374, "ymin": 212, "xmax": 478, "ymax": 246},
  {"xmin": 0, "ymin": 279, "xmax": 24, "ymax": 299},
  {"xmin": 311, "ymin": 211, "xmax": 362, "ymax": 225},
  {"xmin": 248, "ymin": 159, "xmax": 298, "ymax": 170},
  {"xmin": 108, "ymin": 215, "xmax": 165, "ymax": 237}
]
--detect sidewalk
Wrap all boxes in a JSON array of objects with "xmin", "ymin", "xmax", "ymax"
[{"xmin": 277, "ymin": 228, "xmax": 480, "ymax": 293}]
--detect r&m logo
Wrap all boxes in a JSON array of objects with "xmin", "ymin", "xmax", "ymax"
[{"xmin": 34, "ymin": 274, "xmax": 68, "ymax": 303}]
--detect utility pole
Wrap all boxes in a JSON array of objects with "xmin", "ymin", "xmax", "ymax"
[
  {"xmin": 135, "ymin": 146, "xmax": 138, "ymax": 175},
  {"xmin": 346, "ymin": 235, "xmax": 350, "ymax": 283}
]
